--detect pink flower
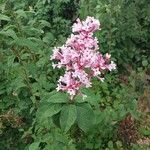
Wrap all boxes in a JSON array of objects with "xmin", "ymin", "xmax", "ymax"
[
  {"xmin": 107, "ymin": 61, "xmax": 116, "ymax": 71},
  {"xmin": 56, "ymin": 72, "xmax": 80, "ymax": 96},
  {"xmin": 72, "ymin": 16, "xmax": 100, "ymax": 33},
  {"xmin": 51, "ymin": 16, "xmax": 116, "ymax": 98},
  {"xmin": 72, "ymin": 18, "xmax": 83, "ymax": 33},
  {"xmin": 105, "ymin": 53, "xmax": 111, "ymax": 59}
]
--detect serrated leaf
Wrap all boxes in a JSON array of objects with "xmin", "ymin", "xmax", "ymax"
[
  {"xmin": 0, "ymin": 14, "xmax": 10, "ymax": 21},
  {"xmin": 79, "ymin": 88, "xmax": 100, "ymax": 105},
  {"xmin": 0, "ymin": 29, "xmax": 18, "ymax": 39},
  {"xmin": 77, "ymin": 103, "xmax": 94, "ymax": 132},
  {"xmin": 22, "ymin": 26, "xmax": 43, "ymax": 36},
  {"xmin": 36, "ymin": 103, "xmax": 62, "ymax": 123},
  {"xmin": 29, "ymin": 142, "xmax": 40, "ymax": 150},
  {"xmin": 11, "ymin": 77, "xmax": 26, "ymax": 92},
  {"xmin": 46, "ymin": 92, "xmax": 68, "ymax": 103},
  {"xmin": 14, "ymin": 38, "xmax": 40, "ymax": 52},
  {"xmin": 60, "ymin": 104, "xmax": 77, "ymax": 132},
  {"xmin": 43, "ymin": 32, "xmax": 54, "ymax": 44},
  {"xmin": 75, "ymin": 95, "xmax": 87, "ymax": 103},
  {"xmin": 39, "ymin": 20, "xmax": 51, "ymax": 28},
  {"xmin": 15, "ymin": 9, "xmax": 27, "ymax": 19}
]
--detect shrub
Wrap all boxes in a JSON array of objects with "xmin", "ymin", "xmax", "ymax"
[{"xmin": 0, "ymin": 0, "xmax": 149, "ymax": 149}]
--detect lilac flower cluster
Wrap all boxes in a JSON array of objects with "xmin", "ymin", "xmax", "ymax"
[{"xmin": 51, "ymin": 17, "xmax": 116, "ymax": 98}]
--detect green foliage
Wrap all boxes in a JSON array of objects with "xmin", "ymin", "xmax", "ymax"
[
  {"xmin": 76, "ymin": 103, "xmax": 94, "ymax": 132},
  {"xmin": 0, "ymin": 0, "xmax": 149, "ymax": 150},
  {"xmin": 60, "ymin": 104, "xmax": 77, "ymax": 133},
  {"xmin": 78, "ymin": 0, "xmax": 150, "ymax": 70}
]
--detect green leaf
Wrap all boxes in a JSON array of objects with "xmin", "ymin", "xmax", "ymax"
[
  {"xmin": 0, "ymin": 14, "xmax": 10, "ymax": 21},
  {"xmin": 142, "ymin": 60, "xmax": 148, "ymax": 67},
  {"xmin": 108, "ymin": 141, "xmax": 114, "ymax": 149},
  {"xmin": 39, "ymin": 20, "xmax": 51, "ymax": 28},
  {"xmin": 0, "ymin": 29, "xmax": 18, "ymax": 39},
  {"xmin": 15, "ymin": 9, "xmax": 27, "ymax": 19},
  {"xmin": 14, "ymin": 38, "xmax": 41, "ymax": 52},
  {"xmin": 60, "ymin": 104, "xmax": 77, "ymax": 132},
  {"xmin": 22, "ymin": 26, "xmax": 43, "ymax": 36},
  {"xmin": 75, "ymin": 95, "xmax": 87, "ymax": 103},
  {"xmin": 140, "ymin": 128, "xmax": 150, "ymax": 136},
  {"xmin": 79, "ymin": 88, "xmax": 100, "ymax": 105},
  {"xmin": 46, "ymin": 92, "xmax": 69, "ymax": 103},
  {"xmin": 29, "ymin": 142, "xmax": 40, "ymax": 150},
  {"xmin": 43, "ymin": 33, "xmax": 54, "ymax": 44},
  {"xmin": 36, "ymin": 103, "xmax": 62, "ymax": 123},
  {"xmin": 10, "ymin": 77, "xmax": 26, "ymax": 92},
  {"xmin": 76, "ymin": 103, "xmax": 95, "ymax": 132}
]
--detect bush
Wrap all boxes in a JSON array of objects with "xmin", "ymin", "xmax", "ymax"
[{"xmin": 0, "ymin": 0, "xmax": 149, "ymax": 149}]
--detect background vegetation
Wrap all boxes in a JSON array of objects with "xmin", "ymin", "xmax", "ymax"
[{"xmin": 0, "ymin": 0, "xmax": 149, "ymax": 149}]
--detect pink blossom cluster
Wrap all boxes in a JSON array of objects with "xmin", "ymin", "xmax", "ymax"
[{"xmin": 51, "ymin": 16, "xmax": 116, "ymax": 97}]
